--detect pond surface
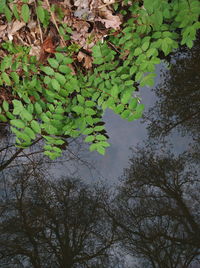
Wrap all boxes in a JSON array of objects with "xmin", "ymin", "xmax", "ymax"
[
  {"xmin": 0, "ymin": 36, "xmax": 200, "ymax": 268},
  {"xmin": 55, "ymin": 42, "xmax": 199, "ymax": 184}
]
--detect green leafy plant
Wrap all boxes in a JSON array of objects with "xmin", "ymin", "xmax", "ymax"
[{"xmin": 0, "ymin": 0, "xmax": 199, "ymax": 159}]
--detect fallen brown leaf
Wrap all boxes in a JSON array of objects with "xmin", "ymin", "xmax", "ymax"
[
  {"xmin": 7, "ymin": 20, "xmax": 26, "ymax": 40},
  {"xmin": 77, "ymin": 51, "xmax": 93, "ymax": 69}
]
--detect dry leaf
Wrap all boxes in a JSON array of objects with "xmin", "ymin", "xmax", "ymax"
[
  {"xmin": 98, "ymin": 5, "xmax": 121, "ymax": 29},
  {"xmin": 74, "ymin": 0, "xmax": 89, "ymax": 9},
  {"xmin": 42, "ymin": 37, "xmax": 56, "ymax": 53},
  {"xmin": 7, "ymin": 20, "xmax": 26, "ymax": 40},
  {"xmin": 29, "ymin": 46, "xmax": 41, "ymax": 60},
  {"xmin": 77, "ymin": 51, "xmax": 93, "ymax": 69},
  {"xmin": 98, "ymin": 16, "xmax": 121, "ymax": 29}
]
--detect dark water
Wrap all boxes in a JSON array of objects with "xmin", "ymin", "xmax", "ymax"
[{"xmin": 0, "ymin": 38, "xmax": 200, "ymax": 267}]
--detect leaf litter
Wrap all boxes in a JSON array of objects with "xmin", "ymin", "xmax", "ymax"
[{"xmin": 0, "ymin": 0, "xmax": 123, "ymax": 71}]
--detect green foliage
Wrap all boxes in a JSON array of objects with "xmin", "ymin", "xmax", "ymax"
[{"xmin": 0, "ymin": 0, "xmax": 199, "ymax": 159}]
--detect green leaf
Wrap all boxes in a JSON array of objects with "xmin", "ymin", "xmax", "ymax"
[
  {"xmin": 82, "ymin": 128, "xmax": 94, "ymax": 135},
  {"xmin": 36, "ymin": 6, "xmax": 45, "ymax": 23},
  {"xmin": 13, "ymin": 100, "xmax": 24, "ymax": 115},
  {"xmin": 135, "ymin": 72, "xmax": 143, "ymax": 81},
  {"xmin": 43, "ymin": 123, "xmax": 57, "ymax": 135},
  {"xmin": 58, "ymin": 65, "xmax": 71, "ymax": 74},
  {"xmin": 89, "ymin": 143, "xmax": 97, "ymax": 152},
  {"xmin": 85, "ymin": 135, "xmax": 95, "ymax": 142},
  {"xmin": 10, "ymin": 72, "xmax": 19, "ymax": 84},
  {"xmin": 1, "ymin": 72, "xmax": 11, "ymax": 85},
  {"xmin": 41, "ymin": 66, "xmax": 55, "ymax": 76},
  {"xmin": 96, "ymin": 145, "xmax": 105, "ymax": 155},
  {"xmin": 96, "ymin": 134, "xmax": 107, "ymax": 141},
  {"xmin": 54, "ymin": 73, "xmax": 66, "ymax": 85},
  {"xmin": 55, "ymin": 53, "xmax": 64, "ymax": 63},
  {"xmin": 111, "ymin": 85, "xmax": 118, "ymax": 97},
  {"xmin": 130, "ymin": 66, "xmax": 137, "ymax": 75},
  {"xmin": 129, "ymin": 98, "xmax": 138, "ymax": 110},
  {"xmin": 2, "ymin": 100, "xmax": 9, "ymax": 112},
  {"xmin": 0, "ymin": 114, "xmax": 7, "ymax": 122},
  {"xmin": 85, "ymin": 108, "xmax": 96, "ymax": 116},
  {"xmin": 20, "ymin": 110, "xmax": 33, "ymax": 121},
  {"xmin": 6, "ymin": 111, "xmax": 15, "ymax": 120},
  {"xmin": 11, "ymin": 119, "xmax": 25, "ymax": 129},
  {"xmin": 4, "ymin": 5, "xmax": 12, "ymax": 22},
  {"xmin": 77, "ymin": 94, "xmax": 85, "ymax": 104},
  {"xmin": 72, "ymin": 105, "xmax": 84, "ymax": 114},
  {"xmin": 97, "ymin": 141, "xmax": 110, "ymax": 148},
  {"xmin": 94, "ymin": 125, "xmax": 104, "ymax": 132},
  {"xmin": 134, "ymin": 47, "xmax": 142, "ymax": 56},
  {"xmin": 34, "ymin": 103, "xmax": 43, "ymax": 114},
  {"xmin": 21, "ymin": 4, "xmax": 30, "ymax": 23},
  {"xmin": 12, "ymin": 4, "xmax": 20, "ymax": 20},
  {"xmin": 24, "ymin": 127, "xmax": 36, "ymax": 140},
  {"xmin": 142, "ymin": 41, "xmax": 150, "ymax": 51},
  {"xmin": 85, "ymin": 101, "xmax": 95, "ymax": 107},
  {"xmin": 31, "ymin": 120, "xmax": 41, "ymax": 134},
  {"xmin": 48, "ymin": 58, "xmax": 59, "ymax": 69},
  {"xmin": 51, "ymin": 79, "xmax": 60, "ymax": 91}
]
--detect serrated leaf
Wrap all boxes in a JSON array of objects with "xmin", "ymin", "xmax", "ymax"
[
  {"xmin": 129, "ymin": 98, "xmax": 138, "ymax": 110},
  {"xmin": 41, "ymin": 66, "xmax": 55, "ymax": 76},
  {"xmin": 6, "ymin": 111, "xmax": 15, "ymax": 119},
  {"xmin": 82, "ymin": 128, "xmax": 94, "ymax": 135},
  {"xmin": 72, "ymin": 105, "xmax": 84, "ymax": 114},
  {"xmin": 96, "ymin": 146, "xmax": 105, "ymax": 155},
  {"xmin": 134, "ymin": 47, "xmax": 142, "ymax": 56},
  {"xmin": 34, "ymin": 102, "xmax": 43, "ymax": 114},
  {"xmin": 48, "ymin": 58, "xmax": 59, "ymax": 69},
  {"xmin": 85, "ymin": 135, "xmax": 95, "ymax": 142},
  {"xmin": 3, "ymin": 100, "xmax": 9, "ymax": 112},
  {"xmin": 36, "ymin": 6, "xmax": 45, "ymax": 23},
  {"xmin": 44, "ymin": 123, "xmax": 57, "ymax": 135},
  {"xmin": 51, "ymin": 79, "xmax": 60, "ymax": 91},
  {"xmin": 13, "ymin": 100, "xmax": 24, "ymax": 115},
  {"xmin": 11, "ymin": 119, "xmax": 25, "ymax": 128},
  {"xmin": 77, "ymin": 94, "xmax": 85, "ymax": 104},
  {"xmin": 94, "ymin": 126, "xmax": 104, "ymax": 132},
  {"xmin": 20, "ymin": 110, "xmax": 33, "ymax": 121},
  {"xmin": 1, "ymin": 72, "xmax": 11, "ymax": 85},
  {"xmin": 97, "ymin": 141, "xmax": 110, "ymax": 148},
  {"xmin": 21, "ymin": 4, "xmax": 30, "ymax": 23},
  {"xmin": 89, "ymin": 143, "xmax": 97, "ymax": 152},
  {"xmin": 31, "ymin": 120, "xmax": 41, "ymax": 134},
  {"xmin": 10, "ymin": 72, "xmax": 19, "ymax": 84},
  {"xmin": 54, "ymin": 73, "xmax": 66, "ymax": 85},
  {"xmin": 58, "ymin": 65, "xmax": 71, "ymax": 74},
  {"xmin": 0, "ymin": 114, "xmax": 7, "ymax": 122},
  {"xmin": 85, "ymin": 108, "xmax": 96, "ymax": 115},
  {"xmin": 142, "ymin": 41, "xmax": 149, "ymax": 51},
  {"xmin": 111, "ymin": 85, "xmax": 118, "ymax": 97},
  {"xmin": 96, "ymin": 134, "xmax": 107, "ymax": 141},
  {"xmin": 24, "ymin": 127, "xmax": 36, "ymax": 140},
  {"xmin": 130, "ymin": 66, "xmax": 137, "ymax": 75}
]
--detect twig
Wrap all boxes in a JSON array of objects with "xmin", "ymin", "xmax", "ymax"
[
  {"xmin": 45, "ymin": 0, "xmax": 65, "ymax": 46},
  {"xmin": 34, "ymin": 0, "xmax": 43, "ymax": 43}
]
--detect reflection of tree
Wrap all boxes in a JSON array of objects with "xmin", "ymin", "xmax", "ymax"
[
  {"xmin": 145, "ymin": 36, "xmax": 200, "ymax": 140},
  {"xmin": 110, "ymin": 148, "xmax": 200, "ymax": 267},
  {"xmin": 0, "ymin": 170, "xmax": 116, "ymax": 268}
]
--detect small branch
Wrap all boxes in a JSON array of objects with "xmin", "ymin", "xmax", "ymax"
[
  {"xmin": 34, "ymin": 0, "xmax": 43, "ymax": 43},
  {"xmin": 0, "ymin": 137, "xmax": 43, "ymax": 172},
  {"xmin": 45, "ymin": 0, "xmax": 65, "ymax": 46}
]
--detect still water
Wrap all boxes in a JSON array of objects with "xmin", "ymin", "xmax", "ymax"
[{"xmin": 0, "ymin": 37, "xmax": 199, "ymax": 267}]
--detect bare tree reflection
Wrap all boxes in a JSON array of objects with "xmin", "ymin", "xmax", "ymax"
[
  {"xmin": 108, "ymin": 147, "xmax": 200, "ymax": 267},
  {"xmin": 145, "ymin": 34, "xmax": 200, "ymax": 142},
  {"xmin": 0, "ymin": 167, "xmax": 117, "ymax": 268}
]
